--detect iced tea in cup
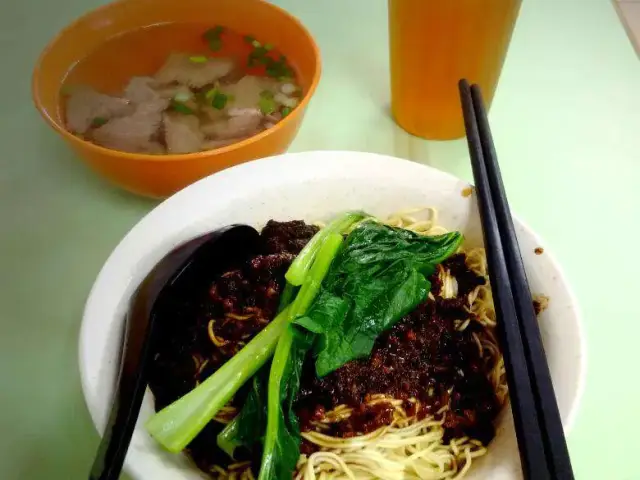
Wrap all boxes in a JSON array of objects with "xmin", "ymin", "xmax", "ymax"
[{"xmin": 389, "ymin": 0, "xmax": 521, "ymax": 140}]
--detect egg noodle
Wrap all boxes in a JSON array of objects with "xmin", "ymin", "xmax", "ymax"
[{"xmin": 208, "ymin": 208, "xmax": 506, "ymax": 480}]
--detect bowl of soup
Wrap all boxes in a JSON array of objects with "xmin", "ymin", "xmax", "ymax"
[{"xmin": 32, "ymin": 0, "xmax": 321, "ymax": 198}]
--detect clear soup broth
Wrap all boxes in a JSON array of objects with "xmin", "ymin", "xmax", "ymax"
[{"xmin": 62, "ymin": 23, "xmax": 302, "ymax": 154}]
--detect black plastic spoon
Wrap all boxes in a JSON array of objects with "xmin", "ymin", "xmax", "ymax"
[{"xmin": 89, "ymin": 224, "xmax": 261, "ymax": 480}]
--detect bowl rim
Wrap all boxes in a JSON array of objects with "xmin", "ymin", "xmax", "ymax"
[
  {"xmin": 78, "ymin": 151, "xmax": 587, "ymax": 478},
  {"xmin": 31, "ymin": 0, "xmax": 322, "ymax": 162}
]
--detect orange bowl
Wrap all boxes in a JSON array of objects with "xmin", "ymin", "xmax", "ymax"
[{"xmin": 32, "ymin": 0, "xmax": 321, "ymax": 198}]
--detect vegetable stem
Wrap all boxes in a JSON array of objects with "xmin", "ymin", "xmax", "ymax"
[
  {"xmin": 258, "ymin": 326, "xmax": 294, "ymax": 480},
  {"xmin": 145, "ymin": 305, "xmax": 291, "ymax": 452},
  {"xmin": 278, "ymin": 282, "xmax": 296, "ymax": 313},
  {"xmin": 258, "ymin": 233, "xmax": 344, "ymax": 479},
  {"xmin": 289, "ymin": 233, "xmax": 344, "ymax": 317},
  {"xmin": 285, "ymin": 212, "xmax": 366, "ymax": 286}
]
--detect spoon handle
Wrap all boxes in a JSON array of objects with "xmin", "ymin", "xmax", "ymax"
[
  {"xmin": 88, "ymin": 225, "xmax": 262, "ymax": 479},
  {"xmin": 88, "ymin": 233, "xmax": 225, "ymax": 480},
  {"xmin": 89, "ymin": 281, "xmax": 158, "ymax": 480}
]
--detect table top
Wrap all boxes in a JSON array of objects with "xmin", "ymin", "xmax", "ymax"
[{"xmin": 2, "ymin": 0, "xmax": 639, "ymax": 479}]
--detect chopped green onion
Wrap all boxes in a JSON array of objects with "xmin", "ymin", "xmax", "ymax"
[
  {"xmin": 259, "ymin": 97, "xmax": 276, "ymax": 115},
  {"xmin": 265, "ymin": 56, "xmax": 293, "ymax": 79},
  {"xmin": 254, "ymin": 46, "xmax": 269, "ymax": 58},
  {"xmin": 205, "ymin": 88, "xmax": 218, "ymax": 101},
  {"xmin": 174, "ymin": 91, "xmax": 193, "ymax": 103},
  {"xmin": 266, "ymin": 66, "xmax": 288, "ymax": 78},
  {"xmin": 208, "ymin": 38, "xmax": 223, "ymax": 52},
  {"xmin": 91, "ymin": 117, "xmax": 108, "ymax": 128},
  {"xmin": 171, "ymin": 100, "xmax": 195, "ymax": 115},
  {"xmin": 264, "ymin": 43, "xmax": 274, "ymax": 51},
  {"xmin": 248, "ymin": 46, "xmax": 269, "ymax": 67},
  {"xmin": 251, "ymin": 39, "xmax": 262, "ymax": 48},
  {"xmin": 244, "ymin": 35, "xmax": 255, "ymax": 44},
  {"xmin": 281, "ymin": 106, "xmax": 292, "ymax": 118},
  {"xmin": 203, "ymin": 26, "xmax": 224, "ymax": 51},
  {"xmin": 212, "ymin": 92, "xmax": 228, "ymax": 110},
  {"xmin": 189, "ymin": 55, "xmax": 208, "ymax": 64},
  {"xmin": 204, "ymin": 26, "xmax": 224, "ymax": 41}
]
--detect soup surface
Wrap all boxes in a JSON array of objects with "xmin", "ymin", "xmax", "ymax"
[{"xmin": 62, "ymin": 23, "xmax": 301, "ymax": 154}]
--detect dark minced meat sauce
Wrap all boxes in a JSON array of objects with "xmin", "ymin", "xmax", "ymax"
[
  {"xmin": 148, "ymin": 220, "xmax": 318, "ymax": 473},
  {"xmin": 149, "ymin": 224, "xmax": 500, "ymax": 474},
  {"xmin": 296, "ymin": 254, "xmax": 499, "ymax": 451}
]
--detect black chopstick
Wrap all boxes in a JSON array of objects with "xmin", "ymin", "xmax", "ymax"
[
  {"xmin": 458, "ymin": 79, "xmax": 574, "ymax": 480},
  {"xmin": 458, "ymin": 80, "xmax": 550, "ymax": 479},
  {"xmin": 468, "ymin": 84, "xmax": 575, "ymax": 479}
]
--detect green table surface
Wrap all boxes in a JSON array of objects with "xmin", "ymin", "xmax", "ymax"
[{"xmin": 2, "ymin": 0, "xmax": 639, "ymax": 478}]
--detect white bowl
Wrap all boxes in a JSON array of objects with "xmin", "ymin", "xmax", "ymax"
[{"xmin": 80, "ymin": 151, "xmax": 586, "ymax": 480}]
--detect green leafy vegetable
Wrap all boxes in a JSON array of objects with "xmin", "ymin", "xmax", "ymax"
[
  {"xmin": 145, "ymin": 305, "xmax": 292, "ymax": 452},
  {"xmin": 298, "ymin": 222, "xmax": 463, "ymax": 376},
  {"xmin": 90, "ymin": 117, "xmax": 108, "ymax": 128},
  {"xmin": 285, "ymin": 211, "xmax": 367, "ymax": 286},
  {"xmin": 211, "ymin": 92, "xmax": 228, "ymax": 110},
  {"xmin": 217, "ymin": 370, "xmax": 268, "ymax": 459}
]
